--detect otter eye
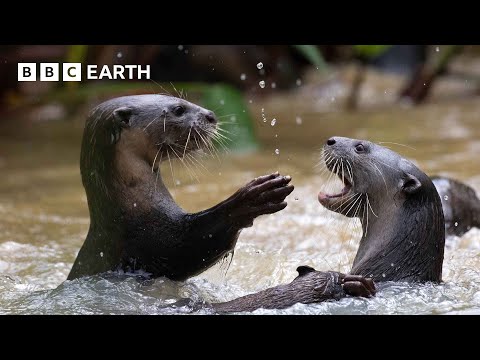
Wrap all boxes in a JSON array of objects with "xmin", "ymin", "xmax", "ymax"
[
  {"xmin": 173, "ymin": 106, "xmax": 185, "ymax": 116},
  {"xmin": 355, "ymin": 144, "xmax": 365, "ymax": 153}
]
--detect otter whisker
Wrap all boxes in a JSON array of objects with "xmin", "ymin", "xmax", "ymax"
[
  {"xmin": 169, "ymin": 144, "xmax": 199, "ymax": 182},
  {"xmin": 366, "ymin": 194, "xmax": 378, "ymax": 218},
  {"xmin": 143, "ymin": 115, "xmax": 161, "ymax": 132},
  {"xmin": 186, "ymin": 153, "xmax": 210, "ymax": 175},
  {"xmin": 344, "ymin": 194, "xmax": 363, "ymax": 218},
  {"xmin": 149, "ymin": 79, "xmax": 173, "ymax": 97},
  {"xmin": 215, "ymin": 127, "xmax": 235, "ymax": 136},
  {"xmin": 170, "ymin": 82, "xmax": 182, "ymax": 99},
  {"xmin": 371, "ymin": 158, "xmax": 399, "ymax": 172},
  {"xmin": 166, "ymin": 148, "xmax": 176, "ymax": 189},
  {"xmin": 210, "ymin": 129, "xmax": 233, "ymax": 142},
  {"xmin": 369, "ymin": 160, "xmax": 388, "ymax": 195},
  {"xmin": 193, "ymin": 133, "xmax": 201, "ymax": 150},
  {"xmin": 362, "ymin": 196, "xmax": 369, "ymax": 238},
  {"xmin": 194, "ymin": 128, "xmax": 215, "ymax": 158},
  {"xmin": 377, "ymin": 141, "xmax": 417, "ymax": 151},
  {"xmin": 331, "ymin": 194, "xmax": 359, "ymax": 216},
  {"xmin": 182, "ymin": 127, "xmax": 192, "ymax": 159},
  {"xmin": 155, "ymin": 152, "xmax": 163, "ymax": 193},
  {"xmin": 151, "ymin": 145, "xmax": 162, "ymax": 173},
  {"xmin": 345, "ymin": 159, "xmax": 355, "ymax": 186}
]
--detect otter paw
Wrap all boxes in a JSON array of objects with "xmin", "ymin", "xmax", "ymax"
[
  {"xmin": 342, "ymin": 274, "xmax": 376, "ymax": 298},
  {"xmin": 228, "ymin": 172, "xmax": 294, "ymax": 226},
  {"xmin": 242, "ymin": 172, "xmax": 294, "ymax": 213}
]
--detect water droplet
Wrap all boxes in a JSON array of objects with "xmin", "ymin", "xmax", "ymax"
[
  {"xmin": 202, "ymin": 258, "xmax": 205, "ymax": 262},
  {"xmin": 257, "ymin": 62, "xmax": 263, "ymax": 69},
  {"xmin": 240, "ymin": 73, "xmax": 246, "ymax": 81},
  {"xmin": 133, "ymin": 203, "xmax": 137, "ymax": 207},
  {"xmin": 249, "ymin": 99, "xmax": 253, "ymax": 104},
  {"xmin": 444, "ymin": 195, "xmax": 449, "ymax": 200},
  {"xmin": 178, "ymin": 45, "xmax": 184, "ymax": 51},
  {"xmin": 454, "ymin": 222, "xmax": 458, "ymax": 227},
  {"xmin": 330, "ymin": 97, "xmax": 335, "ymax": 102},
  {"xmin": 271, "ymin": 82, "xmax": 276, "ymax": 89},
  {"xmin": 259, "ymin": 80, "xmax": 266, "ymax": 88},
  {"xmin": 296, "ymin": 116, "xmax": 303, "ymax": 125},
  {"xmin": 423, "ymin": 83, "xmax": 426, "ymax": 86},
  {"xmin": 100, "ymin": 252, "xmax": 104, "ymax": 258},
  {"xmin": 391, "ymin": 263, "xmax": 394, "ymax": 267},
  {"xmin": 382, "ymin": 273, "xmax": 386, "ymax": 278},
  {"xmin": 275, "ymin": 134, "xmax": 278, "ymax": 138},
  {"xmin": 116, "ymin": 52, "xmax": 123, "ymax": 59},
  {"xmin": 230, "ymin": 115, "xmax": 236, "ymax": 122},
  {"xmin": 219, "ymin": 172, "xmax": 222, "ymax": 176},
  {"xmin": 271, "ymin": 118, "xmax": 277, "ymax": 126},
  {"xmin": 275, "ymin": 149, "xmax": 280, "ymax": 155},
  {"xmin": 435, "ymin": 46, "xmax": 440, "ymax": 52},
  {"xmin": 220, "ymin": 99, "xmax": 225, "ymax": 105},
  {"xmin": 296, "ymin": 79, "xmax": 302, "ymax": 86},
  {"xmin": 176, "ymin": 180, "xmax": 181, "ymax": 185},
  {"xmin": 208, "ymin": 234, "xmax": 212, "ymax": 238}
]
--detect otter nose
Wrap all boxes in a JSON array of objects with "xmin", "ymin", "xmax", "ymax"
[
  {"xmin": 326, "ymin": 138, "xmax": 336, "ymax": 146},
  {"xmin": 205, "ymin": 111, "xmax": 217, "ymax": 124}
]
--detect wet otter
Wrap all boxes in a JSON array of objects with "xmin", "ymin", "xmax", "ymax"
[
  {"xmin": 212, "ymin": 136, "xmax": 445, "ymax": 313},
  {"xmin": 68, "ymin": 94, "xmax": 294, "ymax": 281},
  {"xmin": 431, "ymin": 176, "xmax": 480, "ymax": 237},
  {"xmin": 319, "ymin": 136, "xmax": 445, "ymax": 282}
]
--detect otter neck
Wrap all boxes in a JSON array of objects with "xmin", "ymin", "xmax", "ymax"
[
  {"xmin": 112, "ymin": 138, "xmax": 178, "ymax": 212},
  {"xmin": 351, "ymin": 189, "xmax": 445, "ymax": 282}
]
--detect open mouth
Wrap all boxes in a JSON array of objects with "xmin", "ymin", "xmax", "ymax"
[{"xmin": 318, "ymin": 172, "xmax": 353, "ymax": 207}]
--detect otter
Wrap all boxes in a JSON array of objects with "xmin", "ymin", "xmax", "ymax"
[
  {"xmin": 431, "ymin": 176, "xmax": 480, "ymax": 237},
  {"xmin": 213, "ymin": 136, "xmax": 445, "ymax": 313},
  {"xmin": 318, "ymin": 136, "xmax": 445, "ymax": 282},
  {"xmin": 68, "ymin": 94, "xmax": 295, "ymax": 281}
]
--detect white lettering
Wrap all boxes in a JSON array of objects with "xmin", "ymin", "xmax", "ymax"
[
  {"xmin": 137, "ymin": 65, "xmax": 150, "ymax": 79},
  {"xmin": 99, "ymin": 65, "xmax": 113, "ymax": 80},
  {"xmin": 87, "ymin": 65, "xmax": 98, "ymax": 79},
  {"xmin": 113, "ymin": 65, "xmax": 125, "ymax": 80}
]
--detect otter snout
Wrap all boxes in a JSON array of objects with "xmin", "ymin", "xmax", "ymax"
[{"xmin": 204, "ymin": 111, "xmax": 217, "ymax": 124}]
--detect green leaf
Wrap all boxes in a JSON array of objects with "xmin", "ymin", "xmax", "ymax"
[
  {"xmin": 292, "ymin": 45, "xmax": 328, "ymax": 71},
  {"xmin": 353, "ymin": 45, "xmax": 392, "ymax": 59},
  {"xmin": 200, "ymin": 84, "xmax": 259, "ymax": 153}
]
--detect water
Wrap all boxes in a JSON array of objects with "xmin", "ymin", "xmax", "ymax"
[{"xmin": 1, "ymin": 95, "xmax": 480, "ymax": 314}]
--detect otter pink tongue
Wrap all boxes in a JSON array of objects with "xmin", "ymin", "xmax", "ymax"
[{"xmin": 318, "ymin": 177, "xmax": 352, "ymax": 204}]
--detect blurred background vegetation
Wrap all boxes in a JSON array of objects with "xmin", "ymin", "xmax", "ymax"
[{"xmin": 1, "ymin": 45, "xmax": 479, "ymax": 150}]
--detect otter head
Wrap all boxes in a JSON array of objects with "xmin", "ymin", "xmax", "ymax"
[
  {"xmin": 105, "ymin": 94, "xmax": 217, "ymax": 166},
  {"xmin": 318, "ymin": 136, "xmax": 445, "ymax": 283},
  {"xmin": 318, "ymin": 136, "xmax": 430, "ymax": 218},
  {"xmin": 80, "ymin": 95, "xmax": 219, "ymax": 219}
]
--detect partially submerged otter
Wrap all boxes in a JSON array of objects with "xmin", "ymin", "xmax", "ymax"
[
  {"xmin": 431, "ymin": 176, "xmax": 480, "ymax": 237},
  {"xmin": 68, "ymin": 95, "xmax": 295, "ymax": 280},
  {"xmin": 318, "ymin": 136, "xmax": 445, "ymax": 282},
  {"xmin": 214, "ymin": 136, "xmax": 445, "ymax": 313}
]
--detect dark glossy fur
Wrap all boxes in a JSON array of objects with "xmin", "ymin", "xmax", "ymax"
[
  {"xmin": 68, "ymin": 95, "xmax": 293, "ymax": 281},
  {"xmin": 432, "ymin": 176, "xmax": 480, "ymax": 237},
  {"xmin": 320, "ymin": 137, "xmax": 445, "ymax": 283}
]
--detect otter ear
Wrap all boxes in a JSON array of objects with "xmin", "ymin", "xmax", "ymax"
[
  {"xmin": 113, "ymin": 107, "xmax": 132, "ymax": 128},
  {"xmin": 296, "ymin": 265, "xmax": 316, "ymax": 277},
  {"xmin": 401, "ymin": 173, "xmax": 422, "ymax": 195}
]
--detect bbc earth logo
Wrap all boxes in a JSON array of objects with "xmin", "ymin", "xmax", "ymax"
[{"xmin": 17, "ymin": 63, "xmax": 151, "ymax": 81}]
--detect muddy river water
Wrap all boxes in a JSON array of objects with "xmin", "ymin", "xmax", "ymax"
[{"xmin": 1, "ymin": 93, "xmax": 480, "ymax": 314}]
